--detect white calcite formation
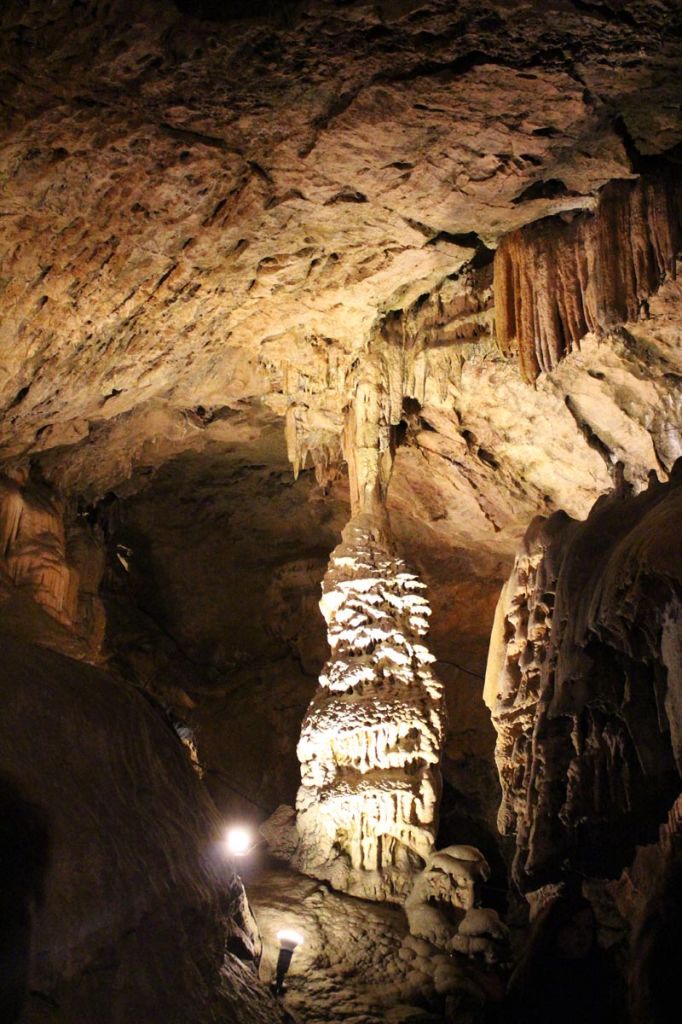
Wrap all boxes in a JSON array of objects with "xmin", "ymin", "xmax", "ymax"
[
  {"xmin": 404, "ymin": 845, "xmax": 491, "ymax": 949},
  {"xmin": 295, "ymin": 514, "xmax": 445, "ymax": 902},
  {"xmin": 450, "ymin": 907, "xmax": 510, "ymax": 964}
]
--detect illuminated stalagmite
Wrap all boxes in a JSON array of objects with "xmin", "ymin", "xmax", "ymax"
[{"xmin": 294, "ymin": 364, "xmax": 445, "ymax": 901}]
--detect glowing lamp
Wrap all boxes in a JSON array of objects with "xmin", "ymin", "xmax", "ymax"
[
  {"xmin": 224, "ymin": 825, "xmax": 253, "ymax": 857},
  {"xmin": 273, "ymin": 928, "xmax": 304, "ymax": 994}
]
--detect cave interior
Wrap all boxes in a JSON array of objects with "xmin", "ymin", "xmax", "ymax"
[{"xmin": 1, "ymin": 1, "xmax": 682, "ymax": 1022}]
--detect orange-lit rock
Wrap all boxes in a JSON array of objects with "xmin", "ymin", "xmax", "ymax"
[{"xmin": 494, "ymin": 170, "xmax": 682, "ymax": 380}]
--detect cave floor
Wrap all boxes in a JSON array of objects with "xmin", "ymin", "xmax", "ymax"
[{"xmin": 246, "ymin": 863, "xmax": 502, "ymax": 1024}]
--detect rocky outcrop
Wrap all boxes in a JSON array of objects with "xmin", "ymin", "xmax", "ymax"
[
  {"xmin": 404, "ymin": 845, "xmax": 490, "ymax": 948},
  {"xmin": 485, "ymin": 464, "xmax": 682, "ymax": 891},
  {"xmin": 295, "ymin": 515, "xmax": 445, "ymax": 901},
  {"xmin": 0, "ymin": 470, "xmax": 104, "ymax": 651},
  {"xmin": 494, "ymin": 168, "xmax": 682, "ymax": 381},
  {"xmin": 1, "ymin": 634, "xmax": 284, "ymax": 1024},
  {"xmin": 249, "ymin": 864, "xmax": 502, "ymax": 1023}
]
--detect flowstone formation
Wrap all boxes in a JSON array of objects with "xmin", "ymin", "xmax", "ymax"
[
  {"xmin": 404, "ymin": 845, "xmax": 490, "ymax": 948},
  {"xmin": 0, "ymin": 469, "xmax": 104, "ymax": 654},
  {"xmin": 484, "ymin": 463, "xmax": 682, "ymax": 892},
  {"xmin": 295, "ymin": 513, "xmax": 445, "ymax": 901},
  {"xmin": 248, "ymin": 865, "xmax": 506, "ymax": 1024}
]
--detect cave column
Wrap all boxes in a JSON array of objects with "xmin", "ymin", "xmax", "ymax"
[
  {"xmin": 344, "ymin": 366, "xmax": 395, "ymax": 523},
  {"xmin": 293, "ymin": 360, "xmax": 445, "ymax": 902}
]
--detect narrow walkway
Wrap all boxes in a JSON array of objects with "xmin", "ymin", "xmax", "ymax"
[{"xmin": 247, "ymin": 863, "xmax": 502, "ymax": 1024}]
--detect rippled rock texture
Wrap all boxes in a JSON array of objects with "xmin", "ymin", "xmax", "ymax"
[
  {"xmin": 494, "ymin": 168, "xmax": 682, "ymax": 380},
  {"xmin": 484, "ymin": 465, "xmax": 682, "ymax": 891},
  {"xmin": 1, "ymin": 0, "xmax": 681, "ymax": 478}
]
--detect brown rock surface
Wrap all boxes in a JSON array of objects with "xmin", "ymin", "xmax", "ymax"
[
  {"xmin": 0, "ymin": 0, "xmax": 681, "ymax": 477},
  {"xmin": 494, "ymin": 170, "xmax": 682, "ymax": 380},
  {"xmin": 485, "ymin": 464, "xmax": 682, "ymax": 891},
  {"xmin": 1, "ymin": 632, "xmax": 285, "ymax": 1023},
  {"xmin": 1, "ymin": 0, "xmax": 682, "ymax": 1013}
]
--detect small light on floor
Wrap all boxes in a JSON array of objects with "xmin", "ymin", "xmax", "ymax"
[
  {"xmin": 224, "ymin": 825, "xmax": 253, "ymax": 857},
  {"xmin": 273, "ymin": 928, "xmax": 304, "ymax": 994}
]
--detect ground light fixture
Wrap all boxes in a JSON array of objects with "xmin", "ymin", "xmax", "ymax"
[{"xmin": 273, "ymin": 929, "xmax": 304, "ymax": 995}]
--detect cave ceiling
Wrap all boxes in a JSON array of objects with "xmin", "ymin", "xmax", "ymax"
[{"xmin": 1, "ymin": 0, "xmax": 682, "ymax": 603}]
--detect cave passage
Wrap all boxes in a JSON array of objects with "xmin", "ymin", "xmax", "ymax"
[{"xmin": 1, "ymin": 0, "xmax": 682, "ymax": 1022}]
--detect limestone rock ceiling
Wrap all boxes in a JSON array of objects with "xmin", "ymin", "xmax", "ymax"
[
  {"xmin": 1, "ymin": 0, "xmax": 681, "ymax": 502},
  {"xmin": 1, "ymin": 0, "xmax": 681, "ymax": 866}
]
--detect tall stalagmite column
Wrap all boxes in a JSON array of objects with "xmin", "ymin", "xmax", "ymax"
[{"xmin": 294, "ymin": 363, "xmax": 445, "ymax": 902}]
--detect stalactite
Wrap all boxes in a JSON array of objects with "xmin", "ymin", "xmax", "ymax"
[
  {"xmin": 0, "ymin": 471, "xmax": 104, "ymax": 649},
  {"xmin": 494, "ymin": 168, "xmax": 682, "ymax": 381},
  {"xmin": 281, "ymin": 266, "xmax": 493, "ymax": 488},
  {"xmin": 0, "ymin": 472, "xmax": 78, "ymax": 625},
  {"xmin": 284, "ymin": 402, "xmax": 344, "ymax": 484}
]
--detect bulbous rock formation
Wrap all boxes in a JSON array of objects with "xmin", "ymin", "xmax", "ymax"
[
  {"xmin": 295, "ymin": 514, "xmax": 445, "ymax": 901},
  {"xmin": 404, "ymin": 845, "xmax": 490, "ymax": 948},
  {"xmin": 485, "ymin": 463, "xmax": 682, "ymax": 891}
]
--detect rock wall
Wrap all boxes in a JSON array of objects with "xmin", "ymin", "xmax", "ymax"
[
  {"xmin": 484, "ymin": 464, "xmax": 682, "ymax": 891},
  {"xmin": 295, "ymin": 514, "xmax": 445, "ymax": 901},
  {"xmin": 1, "ymin": 634, "xmax": 284, "ymax": 1024},
  {"xmin": 494, "ymin": 167, "xmax": 682, "ymax": 381}
]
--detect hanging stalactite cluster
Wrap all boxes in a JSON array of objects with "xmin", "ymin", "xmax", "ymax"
[{"xmin": 494, "ymin": 168, "xmax": 682, "ymax": 381}]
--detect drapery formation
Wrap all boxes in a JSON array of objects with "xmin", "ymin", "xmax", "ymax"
[
  {"xmin": 494, "ymin": 169, "xmax": 682, "ymax": 381},
  {"xmin": 485, "ymin": 464, "xmax": 682, "ymax": 890}
]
